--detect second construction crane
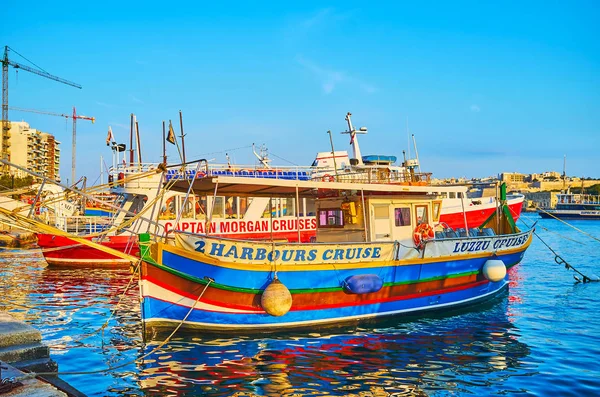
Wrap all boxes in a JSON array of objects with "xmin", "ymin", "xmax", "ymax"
[{"xmin": 9, "ymin": 106, "xmax": 95, "ymax": 183}]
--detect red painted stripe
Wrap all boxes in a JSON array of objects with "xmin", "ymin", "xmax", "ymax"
[{"xmin": 143, "ymin": 269, "xmax": 490, "ymax": 313}]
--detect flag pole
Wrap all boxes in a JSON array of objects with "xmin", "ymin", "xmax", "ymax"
[
  {"xmin": 129, "ymin": 113, "xmax": 134, "ymax": 166},
  {"xmin": 179, "ymin": 110, "xmax": 186, "ymax": 164},
  {"xmin": 135, "ymin": 120, "xmax": 142, "ymax": 166},
  {"xmin": 162, "ymin": 121, "xmax": 167, "ymax": 165},
  {"xmin": 169, "ymin": 120, "xmax": 184, "ymax": 164}
]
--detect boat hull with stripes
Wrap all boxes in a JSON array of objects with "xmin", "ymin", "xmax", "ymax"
[{"xmin": 139, "ymin": 230, "xmax": 532, "ymax": 334}]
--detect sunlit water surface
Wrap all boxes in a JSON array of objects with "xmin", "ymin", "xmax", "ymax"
[{"xmin": 1, "ymin": 216, "xmax": 600, "ymax": 396}]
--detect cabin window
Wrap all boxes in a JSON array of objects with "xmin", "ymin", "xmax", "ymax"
[
  {"xmin": 180, "ymin": 197, "xmax": 195, "ymax": 219},
  {"xmin": 210, "ymin": 196, "xmax": 225, "ymax": 218},
  {"xmin": 225, "ymin": 196, "xmax": 236, "ymax": 218},
  {"xmin": 449, "ymin": 192, "xmax": 456, "ymax": 199},
  {"xmin": 458, "ymin": 192, "xmax": 464, "ymax": 199},
  {"xmin": 415, "ymin": 205, "xmax": 429, "ymax": 225},
  {"xmin": 432, "ymin": 201, "xmax": 442, "ymax": 222},
  {"xmin": 305, "ymin": 199, "xmax": 316, "ymax": 216},
  {"xmin": 195, "ymin": 196, "xmax": 207, "ymax": 220},
  {"xmin": 238, "ymin": 197, "xmax": 248, "ymax": 218},
  {"xmin": 159, "ymin": 196, "xmax": 176, "ymax": 220},
  {"xmin": 318, "ymin": 209, "xmax": 344, "ymax": 227},
  {"xmin": 262, "ymin": 199, "xmax": 277, "ymax": 218},
  {"xmin": 394, "ymin": 207, "xmax": 411, "ymax": 227},
  {"xmin": 284, "ymin": 198, "xmax": 295, "ymax": 216},
  {"xmin": 374, "ymin": 206, "xmax": 389, "ymax": 218}
]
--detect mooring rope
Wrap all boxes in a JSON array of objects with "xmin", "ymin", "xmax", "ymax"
[
  {"xmin": 518, "ymin": 217, "xmax": 599, "ymax": 283},
  {"xmin": 536, "ymin": 207, "xmax": 600, "ymax": 243},
  {"xmin": 15, "ymin": 277, "xmax": 214, "ymax": 380},
  {"xmin": 517, "ymin": 214, "xmax": 585, "ymax": 245}
]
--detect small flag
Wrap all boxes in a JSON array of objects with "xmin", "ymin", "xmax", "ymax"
[
  {"xmin": 349, "ymin": 132, "xmax": 355, "ymax": 145},
  {"xmin": 106, "ymin": 126, "xmax": 114, "ymax": 146},
  {"xmin": 166, "ymin": 122, "xmax": 176, "ymax": 145}
]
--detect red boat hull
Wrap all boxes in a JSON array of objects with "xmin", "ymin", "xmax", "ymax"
[
  {"xmin": 36, "ymin": 234, "xmax": 139, "ymax": 267},
  {"xmin": 440, "ymin": 200, "xmax": 523, "ymax": 229}
]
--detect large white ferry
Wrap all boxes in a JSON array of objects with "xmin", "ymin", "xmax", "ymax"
[{"xmin": 539, "ymin": 192, "xmax": 600, "ymax": 220}]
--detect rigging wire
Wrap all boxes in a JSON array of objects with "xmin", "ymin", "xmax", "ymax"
[
  {"xmin": 269, "ymin": 152, "xmax": 300, "ymax": 166},
  {"xmin": 190, "ymin": 145, "xmax": 252, "ymax": 159},
  {"xmin": 8, "ymin": 46, "xmax": 49, "ymax": 73},
  {"xmin": 518, "ymin": 216, "xmax": 599, "ymax": 283},
  {"xmin": 536, "ymin": 207, "xmax": 600, "ymax": 243}
]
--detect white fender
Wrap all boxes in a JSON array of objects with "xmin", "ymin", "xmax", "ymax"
[{"xmin": 482, "ymin": 259, "xmax": 507, "ymax": 282}]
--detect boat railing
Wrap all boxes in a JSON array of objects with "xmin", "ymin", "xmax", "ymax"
[
  {"xmin": 108, "ymin": 162, "xmax": 316, "ymax": 182},
  {"xmin": 51, "ymin": 215, "xmax": 115, "ymax": 235},
  {"xmin": 107, "ymin": 162, "xmax": 434, "ymax": 186},
  {"xmin": 312, "ymin": 170, "xmax": 432, "ymax": 185}
]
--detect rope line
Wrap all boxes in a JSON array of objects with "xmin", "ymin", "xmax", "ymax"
[
  {"xmin": 536, "ymin": 207, "xmax": 600, "ymax": 243},
  {"xmin": 518, "ymin": 216, "xmax": 599, "ymax": 283},
  {"xmin": 517, "ymin": 215, "xmax": 585, "ymax": 245}
]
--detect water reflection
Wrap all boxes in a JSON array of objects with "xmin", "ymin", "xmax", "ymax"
[
  {"xmin": 1, "ymin": 253, "xmax": 535, "ymax": 396},
  {"xmin": 137, "ymin": 299, "xmax": 532, "ymax": 396}
]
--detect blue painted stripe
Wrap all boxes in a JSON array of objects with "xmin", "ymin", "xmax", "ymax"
[{"xmin": 160, "ymin": 249, "xmax": 524, "ymax": 291}]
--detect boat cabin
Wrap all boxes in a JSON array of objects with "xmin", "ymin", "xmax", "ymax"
[
  {"xmin": 166, "ymin": 175, "xmax": 465, "ymax": 245},
  {"xmin": 315, "ymin": 192, "xmax": 442, "ymax": 243}
]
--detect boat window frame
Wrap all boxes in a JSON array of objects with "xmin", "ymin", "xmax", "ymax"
[
  {"xmin": 394, "ymin": 207, "xmax": 411, "ymax": 227},
  {"xmin": 432, "ymin": 200, "xmax": 442, "ymax": 222},
  {"xmin": 318, "ymin": 208, "xmax": 345, "ymax": 228},
  {"xmin": 414, "ymin": 204, "xmax": 429, "ymax": 225}
]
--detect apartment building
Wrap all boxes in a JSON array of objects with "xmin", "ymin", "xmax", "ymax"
[{"xmin": 0, "ymin": 121, "xmax": 61, "ymax": 182}]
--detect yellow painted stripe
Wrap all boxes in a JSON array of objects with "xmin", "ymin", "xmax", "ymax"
[{"xmin": 157, "ymin": 233, "xmax": 532, "ymax": 272}]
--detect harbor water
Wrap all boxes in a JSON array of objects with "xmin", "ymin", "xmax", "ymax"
[{"xmin": 1, "ymin": 216, "xmax": 600, "ymax": 396}]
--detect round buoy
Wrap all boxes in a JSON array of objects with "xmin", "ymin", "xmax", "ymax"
[
  {"xmin": 482, "ymin": 259, "xmax": 507, "ymax": 282},
  {"xmin": 261, "ymin": 278, "xmax": 293, "ymax": 317}
]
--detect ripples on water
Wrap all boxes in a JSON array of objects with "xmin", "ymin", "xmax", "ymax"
[{"xmin": 1, "ymin": 217, "xmax": 600, "ymax": 396}]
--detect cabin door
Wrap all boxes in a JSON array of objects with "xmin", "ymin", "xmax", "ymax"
[{"xmin": 372, "ymin": 204, "xmax": 392, "ymax": 241}]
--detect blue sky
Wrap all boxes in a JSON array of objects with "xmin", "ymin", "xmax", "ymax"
[{"xmin": 3, "ymin": 1, "xmax": 599, "ymax": 183}]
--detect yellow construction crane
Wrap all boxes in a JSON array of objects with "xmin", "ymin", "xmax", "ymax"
[
  {"xmin": 8, "ymin": 106, "xmax": 95, "ymax": 183},
  {"xmin": 1, "ymin": 45, "xmax": 82, "ymax": 173}
]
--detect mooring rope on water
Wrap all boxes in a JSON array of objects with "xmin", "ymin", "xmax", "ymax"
[
  {"xmin": 536, "ymin": 207, "xmax": 600, "ymax": 243},
  {"xmin": 14, "ymin": 277, "xmax": 214, "ymax": 380},
  {"xmin": 517, "ymin": 214, "xmax": 585, "ymax": 245},
  {"xmin": 518, "ymin": 216, "xmax": 599, "ymax": 283}
]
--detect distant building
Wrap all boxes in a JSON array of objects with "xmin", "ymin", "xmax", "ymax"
[
  {"xmin": 500, "ymin": 172, "xmax": 526, "ymax": 183},
  {"xmin": 524, "ymin": 191, "xmax": 559, "ymax": 209},
  {"xmin": 0, "ymin": 121, "xmax": 61, "ymax": 182}
]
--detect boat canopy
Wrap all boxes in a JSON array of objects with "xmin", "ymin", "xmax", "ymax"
[
  {"xmin": 167, "ymin": 175, "xmax": 467, "ymax": 198},
  {"xmin": 362, "ymin": 155, "xmax": 397, "ymax": 165}
]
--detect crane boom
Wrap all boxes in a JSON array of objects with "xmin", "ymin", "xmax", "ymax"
[
  {"xmin": 8, "ymin": 106, "xmax": 70, "ymax": 119},
  {"xmin": 7, "ymin": 104, "xmax": 95, "ymax": 183},
  {"xmin": 2, "ymin": 45, "xmax": 81, "ymax": 135},
  {"xmin": 6, "ymin": 60, "xmax": 81, "ymax": 89}
]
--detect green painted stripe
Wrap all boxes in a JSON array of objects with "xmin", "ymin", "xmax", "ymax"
[{"xmin": 145, "ymin": 260, "xmax": 486, "ymax": 295}]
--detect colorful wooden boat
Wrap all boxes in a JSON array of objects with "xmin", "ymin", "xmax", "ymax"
[{"xmin": 139, "ymin": 177, "xmax": 532, "ymax": 334}]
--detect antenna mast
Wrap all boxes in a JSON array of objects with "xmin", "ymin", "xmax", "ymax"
[{"xmin": 562, "ymin": 155, "xmax": 566, "ymax": 193}]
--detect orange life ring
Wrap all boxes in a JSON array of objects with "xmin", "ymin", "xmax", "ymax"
[
  {"xmin": 413, "ymin": 223, "xmax": 435, "ymax": 249},
  {"xmin": 322, "ymin": 174, "xmax": 335, "ymax": 182}
]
